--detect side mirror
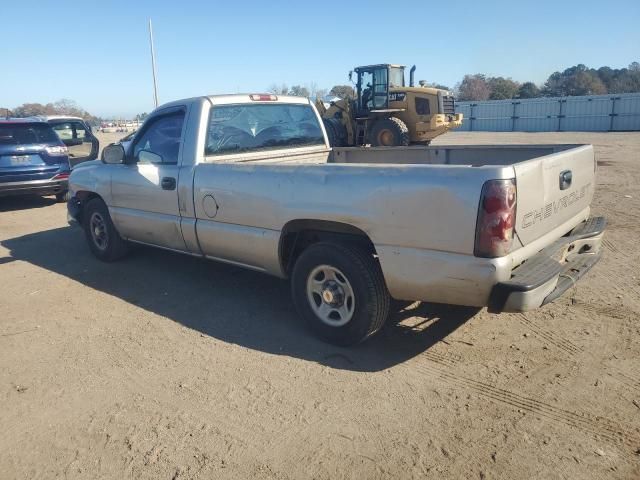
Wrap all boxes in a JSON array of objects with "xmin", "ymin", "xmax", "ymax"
[
  {"xmin": 348, "ymin": 71, "xmax": 353, "ymax": 82},
  {"xmin": 102, "ymin": 143, "xmax": 125, "ymax": 164},
  {"xmin": 138, "ymin": 149, "xmax": 162, "ymax": 164}
]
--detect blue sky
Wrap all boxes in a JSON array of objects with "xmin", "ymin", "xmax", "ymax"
[{"xmin": 2, "ymin": 0, "xmax": 638, "ymax": 118}]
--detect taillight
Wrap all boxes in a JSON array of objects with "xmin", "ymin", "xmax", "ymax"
[
  {"xmin": 474, "ymin": 179, "xmax": 517, "ymax": 258},
  {"xmin": 250, "ymin": 94, "xmax": 278, "ymax": 101},
  {"xmin": 46, "ymin": 145, "xmax": 68, "ymax": 156},
  {"xmin": 51, "ymin": 172, "xmax": 70, "ymax": 180}
]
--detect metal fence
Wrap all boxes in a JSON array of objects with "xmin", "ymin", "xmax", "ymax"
[{"xmin": 455, "ymin": 93, "xmax": 640, "ymax": 132}]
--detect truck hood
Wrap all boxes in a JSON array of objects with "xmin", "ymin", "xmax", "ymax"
[{"xmin": 71, "ymin": 159, "xmax": 102, "ymax": 170}]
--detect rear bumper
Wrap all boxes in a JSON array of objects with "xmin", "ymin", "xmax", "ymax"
[
  {"xmin": 488, "ymin": 216, "xmax": 606, "ymax": 312},
  {"xmin": 0, "ymin": 178, "xmax": 68, "ymax": 197}
]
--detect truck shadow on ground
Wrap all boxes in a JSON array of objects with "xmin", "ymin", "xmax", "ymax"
[
  {"xmin": 2, "ymin": 226, "xmax": 481, "ymax": 372},
  {"xmin": 0, "ymin": 195, "xmax": 57, "ymax": 212}
]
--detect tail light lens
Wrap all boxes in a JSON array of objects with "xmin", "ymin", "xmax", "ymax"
[
  {"xmin": 45, "ymin": 145, "xmax": 68, "ymax": 156},
  {"xmin": 51, "ymin": 172, "xmax": 70, "ymax": 180},
  {"xmin": 474, "ymin": 179, "xmax": 517, "ymax": 258},
  {"xmin": 250, "ymin": 94, "xmax": 278, "ymax": 101}
]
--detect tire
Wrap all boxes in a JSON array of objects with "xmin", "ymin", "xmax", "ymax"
[
  {"xmin": 82, "ymin": 197, "xmax": 129, "ymax": 262},
  {"xmin": 369, "ymin": 117, "xmax": 410, "ymax": 147},
  {"xmin": 55, "ymin": 190, "xmax": 70, "ymax": 203},
  {"xmin": 291, "ymin": 242, "xmax": 390, "ymax": 346},
  {"xmin": 323, "ymin": 118, "xmax": 345, "ymax": 147}
]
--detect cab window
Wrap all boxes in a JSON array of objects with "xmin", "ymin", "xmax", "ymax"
[
  {"xmin": 132, "ymin": 112, "xmax": 184, "ymax": 164},
  {"xmin": 205, "ymin": 104, "xmax": 324, "ymax": 157}
]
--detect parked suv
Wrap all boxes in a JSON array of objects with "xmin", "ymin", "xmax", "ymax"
[
  {"xmin": 33, "ymin": 116, "xmax": 99, "ymax": 167},
  {"xmin": 0, "ymin": 119, "xmax": 71, "ymax": 201}
]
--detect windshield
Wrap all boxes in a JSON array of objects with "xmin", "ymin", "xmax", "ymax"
[
  {"xmin": 389, "ymin": 67, "xmax": 404, "ymax": 88},
  {"xmin": 205, "ymin": 104, "xmax": 325, "ymax": 156},
  {"xmin": 0, "ymin": 123, "xmax": 60, "ymax": 145}
]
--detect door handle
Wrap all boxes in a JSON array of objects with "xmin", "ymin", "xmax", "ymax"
[
  {"xmin": 161, "ymin": 177, "xmax": 176, "ymax": 190},
  {"xmin": 559, "ymin": 170, "xmax": 572, "ymax": 190}
]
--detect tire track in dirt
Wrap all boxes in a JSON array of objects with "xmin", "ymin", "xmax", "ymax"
[
  {"xmin": 602, "ymin": 238, "xmax": 620, "ymax": 255},
  {"xmin": 395, "ymin": 321, "xmax": 639, "ymax": 456},
  {"xmin": 262, "ymin": 345, "xmax": 463, "ymax": 473},
  {"xmin": 571, "ymin": 301, "xmax": 633, "ymax": 320},
  {"xmin": 422, "ymin": 349, "xmax": 461, "ymax": 367},
  {"xmin": 410, "ymin": 360, "xmax": 640, "ymax": 453},
  {"xmin": 521, "ymin": 303, "xmax": 640, "ymax": 397},
  {"xmin": 608, "ymin": 371, "xmax": 640, "ymax": 394},
  {"xmin": 517, "ymin": 314, "xmax": 583, "ymax": 355}
]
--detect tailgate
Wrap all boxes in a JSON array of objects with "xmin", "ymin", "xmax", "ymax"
[{"xmin": 514, "ymin": 145, "xmax": 595, "ymax": 246}]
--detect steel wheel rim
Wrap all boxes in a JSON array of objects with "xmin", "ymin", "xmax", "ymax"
[
  {"xmin": 89, "ymin": 212, "xmax": 108, "ymax": 251},
  {"xmin": 306, "ymin": 264, "xmax": 355, "ymax": 327}
]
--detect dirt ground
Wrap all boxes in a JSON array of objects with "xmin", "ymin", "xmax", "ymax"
[{"xmin": 1, "ymin": 131, "xmax": 639, "ymax": 479}]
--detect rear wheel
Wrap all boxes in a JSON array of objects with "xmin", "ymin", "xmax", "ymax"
[
  {"xmin": 291, "ymin": 242, "xmax": 390, "ymax": 346},
  {"xmin": 82, "ymin": 198, "xmax": 129, "ymax": 262},
  {"xmin": 369, "ymin": 117, "xmax": 410, "ymax": 147},
  {"xmin": 55, "ymin": 190, "xmax": 70, "ymax": 203}
]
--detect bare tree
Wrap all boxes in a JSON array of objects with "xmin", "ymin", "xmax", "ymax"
[
  {"xmin": 267, "ymin": 83, "xmax": 289, "ymax": 95},
  {"xmin": 455, "ymin": 74, "xmax": 491, "ymax": 101},
  {"xmin": 289, "ymin": 85, "xmax": 310, "ymax": 97},
  {"xmin": 329, "ymin": 85, "xmax": 355, "ymax": 100},
  {"xmin": 314, "ymin": 88, "xmax": 328, "ymax": 101}
]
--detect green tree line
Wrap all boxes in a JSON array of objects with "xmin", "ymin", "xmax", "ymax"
[
  {"xmin": 272, "ymin": 62, "xmax": 640, "ymax": 102},
  {"xmin": 455, "ymin": 62, "xmax": 640, "ymax": 101}
]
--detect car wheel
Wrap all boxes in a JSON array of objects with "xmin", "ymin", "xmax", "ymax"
[
  {"xmin": 291, "ymin": 242, "xmax": 390, "ymax": 346},
  {"xmin": 82, "ymin": 197, "xmax": 129, "ymax": 262},
  {"xmin": 55, "ymin": 190, "xmax": 70, "ymax": 203}
]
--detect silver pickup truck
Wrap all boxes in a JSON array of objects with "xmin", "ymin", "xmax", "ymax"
[{"xmin": 67, "ymin": 94, "xmax": 605, "ymax": 345}]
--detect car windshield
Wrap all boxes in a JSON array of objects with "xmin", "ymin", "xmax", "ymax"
[
  {"xmin": 205, "ymin": 104, "xmax": 325, "ymax": 156},
  {"xmin": 0, "ymin": 124, "xmax": 59, "ymax": 145}
]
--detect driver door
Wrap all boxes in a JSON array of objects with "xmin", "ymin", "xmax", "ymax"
[
  {"xmin": 109, "ymin": 107, "xmax": 187, "ymax": 251},
  {"xmin": 371, "ymin": 67, "xmax": 389, "ymax": 110}
]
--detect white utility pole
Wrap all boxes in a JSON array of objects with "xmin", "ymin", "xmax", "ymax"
[{"xmin": 149, "ymin": 18, "xmax": 159, "ymax": 108}]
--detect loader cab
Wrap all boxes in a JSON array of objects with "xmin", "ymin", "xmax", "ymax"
[{"xmin": 354, "ymin": 64, "xmax": 405, "ymax": 116}]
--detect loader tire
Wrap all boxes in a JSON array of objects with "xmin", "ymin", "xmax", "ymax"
[
  {"xmin": 370, "ymin": 117, "xmax": 410, "ymax": 147},
  {"xmin": 323, "ymin": 118, "xmax": 345, "ymax": 147}
]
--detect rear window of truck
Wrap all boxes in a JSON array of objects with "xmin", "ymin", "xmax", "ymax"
[
  {"xmin": 0, "ymin": 123, "xmax": 59, "ymax": 145},
  {"xmin": 205, "ymin": 104, "xmax": 325, "ymax": 156}
]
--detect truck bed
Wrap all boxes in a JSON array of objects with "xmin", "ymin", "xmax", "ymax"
[{"xmin": 329, "ymin": 144, "xmax": 582, "ymax": 166}]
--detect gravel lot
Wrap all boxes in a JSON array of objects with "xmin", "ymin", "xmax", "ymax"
[{"xmin": 1, "ymin": 132, "xmax": 639, "ymax": 479}]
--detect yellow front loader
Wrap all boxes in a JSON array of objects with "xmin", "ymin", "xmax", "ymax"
[{"xmin": 316, "ymin": 64, "xmax": 463, "ymax": 147}]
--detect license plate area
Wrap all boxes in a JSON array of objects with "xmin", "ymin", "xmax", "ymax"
[
  {"xmin": 11, "ymin": 155, "xmax": 31, "ymax": 166},
  {"xmin": 0, "ymin": 155, "xmax": 45, "ymax": 167}
]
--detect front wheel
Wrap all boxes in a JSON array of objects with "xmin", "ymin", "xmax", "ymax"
[
  {"xmin": 291, "ymin": 242, "xmax": 390, "ymax": 346},
  {"xmin": 369, "ymin": 117, "xmax": 410, "ymax": 147},
  {"xmin": 82, "ymin": 198, "xmax": 129, "ymax": 262},
  {"xmin": 323, "ymin": 118, "xmax": 346, "ymax": 147}
]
